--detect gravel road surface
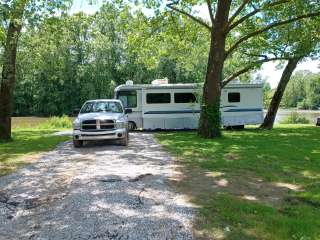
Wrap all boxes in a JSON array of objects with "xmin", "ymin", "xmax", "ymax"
[{"xmin": 0, "ymin": 133, "xmax": 194, "ymax": 240}]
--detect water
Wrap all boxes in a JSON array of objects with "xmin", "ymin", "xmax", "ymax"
[
  {"xmin": 11, "ymin": 110, "xmax": 320, "ymax": 128},
  {"xmin": 271, "ymin": 110, "xmax": 320, "ymax": 124}
]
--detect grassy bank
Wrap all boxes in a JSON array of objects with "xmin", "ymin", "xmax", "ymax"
[
  {"xmin": 0, "ymin": 116, "xmax": 72, "ymax": 176},
  {"xmin": 156, "ymin": 125, "xmax": 320, "ymax": 240}
]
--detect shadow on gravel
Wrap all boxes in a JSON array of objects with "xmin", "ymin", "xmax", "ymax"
[{"xmin": 0, "ymin": 133, "xmax": 194, "ymax": 240}]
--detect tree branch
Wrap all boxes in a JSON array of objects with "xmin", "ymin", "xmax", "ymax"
[
  {"xmin": 166, "ymin": 3, "xmax": 211, "ymax": 31},
  {"xmin": 225, "ymin": 11, "xmax": 320, "ymax": 57},
  {"xmin": 228, "ymin": 0, "xmax": 289, "ymax": 31},
  {"xmin": 228, "ymin": 0, "xmax": 252, "ymax": 25},
  {"xmin": 206, "ymin": 0, "xmax": 215, "ymax": 25},
  {"xmin": 242, "ymin": 53, "xmax": 269, "ymax": 60},
  {"xmin": 222, "ymin": 57, "xmax": 289, "ymax": 87}
]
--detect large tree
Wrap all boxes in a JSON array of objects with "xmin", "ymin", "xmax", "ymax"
[
  {"xmin": 0, "ymin": 0, "xmax": 71, "ymax": 140},
  {"xmin": 165, "ymin": 0, "xmax": 320, "ymax": 138},
  {"xmin": 260, "ymin": 16, "xmax": 320, "ymax": 129},
  {"xmin": 0, "ymin": 0, "xmax": 28, "ymax": 140}
]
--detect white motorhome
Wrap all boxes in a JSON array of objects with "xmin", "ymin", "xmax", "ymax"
[{"xmin": 114, "ymin": 80, "xmax": 264, "ymax": 130}]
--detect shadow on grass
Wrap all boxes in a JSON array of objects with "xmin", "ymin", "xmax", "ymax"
[
  {"xmin": 0, "ymin": 129, "xmax": 70, "ymax": 176},
  {"xmin": 156, "ymin": 125, "xmax": 320, "ymax": 240}
]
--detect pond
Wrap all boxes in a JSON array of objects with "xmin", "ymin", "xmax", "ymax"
[
  {"xmin": 272, "ymin": 110, "xmax": 320, "ymax": 124},
  {"xmin": 12, "ymin": 110, "xmax": 320, "ymax": 128}
]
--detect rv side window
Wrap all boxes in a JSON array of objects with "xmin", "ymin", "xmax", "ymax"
[
  {"xmin": 174, "ymin": 93, "xmax": 196, "ymax": 103},
  {"xmin": 228, "ymin": 92, "xmax": 240, "ymax": 103},
  {"xmin": 146, "ymin": 93, "xmax": 171, "ymax": 104},
  {"xmin": 117, "ymin": 90, "xmax": 137, "ymax": 108}
]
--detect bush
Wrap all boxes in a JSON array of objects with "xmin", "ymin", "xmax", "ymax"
[
  {"xmin": 280, "ymin": 111, "xmax": 310, "ymax": 124},
  {"xmin": 39, "ymin": 115, "xmax": 72, "ymax": 129}
]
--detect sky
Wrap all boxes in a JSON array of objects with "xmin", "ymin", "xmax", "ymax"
[{"xmin": 70, "ymin": 1, "xmax": 320, "ymax": 88}]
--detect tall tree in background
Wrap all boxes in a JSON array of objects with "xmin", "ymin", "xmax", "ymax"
[
  {"xmin": 165, "ymin": 0, "xmax": 320, "ymax": 138},
  {"xmin": 12, "ymin": 5, "xmax": 209, "ymax": 116},
  {"xmin": 282, "ymin": 71, "xmax": 320, "ymax": 109}
]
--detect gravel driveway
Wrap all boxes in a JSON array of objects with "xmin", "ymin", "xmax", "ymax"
[{"xmin": 0, "ymin": 133, "xmax": 194, "ymax": 240}]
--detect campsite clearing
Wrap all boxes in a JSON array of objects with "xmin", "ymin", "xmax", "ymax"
[{"xmin": 156, "ymin": 124, "xmax": 320, "ymax": 240}]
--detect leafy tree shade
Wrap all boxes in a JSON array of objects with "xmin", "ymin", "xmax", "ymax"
[
  {"xmin": 163, "ymin": 0, "xmax": 320, "ymax": 138},
  {"xmin": 259, "ymin": 10, "xmax": 320, "ymax": 129}
]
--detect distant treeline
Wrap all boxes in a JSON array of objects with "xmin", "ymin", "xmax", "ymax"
[
  {"xmin": 264, "ymin": 71, "xmax": 320, "ymax": 110},
  {"xmin": 5, "ymin": 4, "xmax": 319, "ymax": 116},
  {"xmin": 11, "ymin": 4, "xmax": 209, "ymax": 116}
]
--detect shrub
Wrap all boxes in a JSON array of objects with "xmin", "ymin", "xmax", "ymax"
[
  {"xmin": 39, "ymin": 115, "xmax": 72, "ymax": 129},
  {"xmin": 280, "ymin": 111, "xmax": 310, "ymax": 124}
]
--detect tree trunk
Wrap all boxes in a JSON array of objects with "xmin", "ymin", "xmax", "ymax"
[
  {"xmin": 198, "ymin": 0, "xmax": 232, "ymax": 138},
  {"xmin": 260, "ymin": 57, "xmax": 301, "ymax": 129},
  {"xmin": 0, "ymin": 18, "xmax": 23, "ymax": 140}
]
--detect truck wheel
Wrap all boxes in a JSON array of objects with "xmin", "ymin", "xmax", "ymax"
[
  {"xmin": 73, "ymin": 139, "xmax": 83, "ymax": 148},
  {"xmin": 119, "ymin": 133, "xmax": 129, "ymax": 146}
]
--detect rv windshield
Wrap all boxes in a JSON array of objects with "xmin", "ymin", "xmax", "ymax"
[
  {"xmin": 117, "ymin": 90, "xmax": 137, "ymax": 108},
  {"xmin": 80, "ymin": 101, "xmax": 123, "ymax": 114}
]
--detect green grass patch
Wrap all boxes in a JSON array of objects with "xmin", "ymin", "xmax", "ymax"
[
  {"xmin": 280, "ymin": 112, "xmax": 311, "ymax": 124},
  {"xmin": 12, "ymin": 115, "xmax": 73, "ymax": 129},
  {"xmin": 156, "ymin": 124, "xmax": 320, "ymax": 240},
  {"xmin": 0, "ymin": 128, "xmax": 70, "ymax": 176},
  {"xmin": 38, "ymin": 115, "xmax": 72, "ymax": 129}
]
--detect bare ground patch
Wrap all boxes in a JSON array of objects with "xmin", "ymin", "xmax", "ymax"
[
  {"xmin": 167, "ymin": 162, "xmax": 304, "ymax": 239},
  {"xmin": 0, "ymin": 153, "xmax": 44, "ymax": 177}
]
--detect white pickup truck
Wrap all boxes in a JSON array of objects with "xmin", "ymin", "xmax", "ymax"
[{"xmin": 72, "ymin": 99, "xmax": 130, "ymax": 147}]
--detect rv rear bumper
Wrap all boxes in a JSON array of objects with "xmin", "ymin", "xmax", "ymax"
[{"xmin": 73, "ymin": 129, "xmax": 127, "ymax": 141}]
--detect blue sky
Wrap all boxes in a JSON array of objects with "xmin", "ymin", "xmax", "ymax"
[
  {"xmin": 70, "ymin": 0, "xmax": 101, "ymax": 14},
  {"xmin": 71, "ymin": 0, "xmax": 320, "ymax": 88}
]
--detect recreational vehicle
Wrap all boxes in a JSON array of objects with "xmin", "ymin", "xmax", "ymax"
[{"xmin": 114, "ymin": 80, "xmax": 264, "ymax": 130}]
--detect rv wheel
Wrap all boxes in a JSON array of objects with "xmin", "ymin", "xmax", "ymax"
[
  {"xmin": 225, "ymin": 125, "xmax": 245, "ymax": 130},
  {"xmin": 128, "ymin": 122, "xmax": 136, "ymax": 131}
]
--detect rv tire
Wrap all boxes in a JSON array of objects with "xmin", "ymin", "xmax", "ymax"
[
  {"xmin": 128, "ymin": 121, "xmax": 136, "ymax": 131},
  {"xmin": 225, "ymin": 125, "xmax": 245, "ymax": 130}
]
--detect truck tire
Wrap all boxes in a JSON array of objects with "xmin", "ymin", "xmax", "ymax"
[
  {"xmin": 73, "ymin": 139, "xmax": 83, "ymax": 148},
  {"xmin": 119, "ymin": 133, "xmax": 129, "ymax": 146}
]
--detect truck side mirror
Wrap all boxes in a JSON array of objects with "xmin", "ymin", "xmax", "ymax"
[{"xmin": 125, "ymin": 108, "xmax": 132, "ymax": 114}]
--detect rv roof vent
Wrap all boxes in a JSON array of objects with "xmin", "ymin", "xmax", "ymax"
[
  {"xmin": 126, "ymin": 80, "xmax": 134, "ymax": 85},
  {"xmin": 152, "ymin": 78, "xmax": 168, "ymax": 85}
]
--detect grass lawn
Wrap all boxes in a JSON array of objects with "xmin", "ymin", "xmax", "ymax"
[
  {"xmin": 156, "ymin": 124, "xmax": 320, "ymax": 240},
  {"xmin": 0, "ymin": 128, "xmax": 70, "ymax": 176}
]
